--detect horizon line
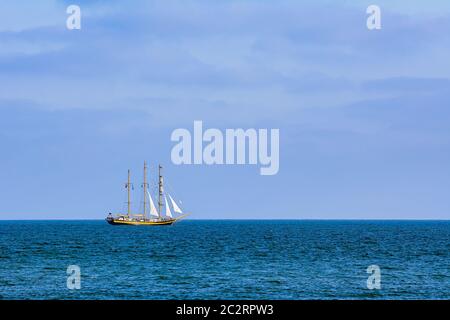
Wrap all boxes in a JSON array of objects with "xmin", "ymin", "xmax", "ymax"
[{"xmin": 0, "ymin": 218, "xmax": 449, "ymax": 221}]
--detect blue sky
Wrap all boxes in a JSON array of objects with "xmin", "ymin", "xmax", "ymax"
[{"xmin": 0, "ymin": 1, "xmax": 449, "ymax": 219}]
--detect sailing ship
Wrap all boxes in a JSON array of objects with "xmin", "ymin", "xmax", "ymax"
[{"xmin": 106, "ymin": 163, "xmax": 188, "ymax": 226}]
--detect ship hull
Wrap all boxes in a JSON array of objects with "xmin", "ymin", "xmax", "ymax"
[{"xmin": 106, "ymin": 217, "xmax": 175, "ymax": 226}]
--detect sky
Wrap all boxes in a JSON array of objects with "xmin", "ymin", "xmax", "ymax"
[{"xmin": 0, "ymin": 0, "xmax": 449, "ymax": 219}]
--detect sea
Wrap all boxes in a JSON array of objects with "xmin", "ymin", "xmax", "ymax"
[{"xmin": 0, "ymin": 220, "xmax": 449, "ymax": 300}]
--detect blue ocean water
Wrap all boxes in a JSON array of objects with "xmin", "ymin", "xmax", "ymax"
[{"xmin": 0, "ymin": 220, "xmax": 449, "ymax": 300}]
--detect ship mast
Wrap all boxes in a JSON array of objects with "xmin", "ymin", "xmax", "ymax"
[
  {"xmin": 127, "ymin": 169, "xmax": 131, "ymax": 217},
  {"xmin": 143, "ymin": 161, "xmax": 148, "ymax": 219},
  {"xmin": 158, "ymin": 165, "xmax": 163, "ymax": 219}
]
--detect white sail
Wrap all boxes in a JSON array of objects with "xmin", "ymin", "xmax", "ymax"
[
  {"xmin": 168, "ymin": 194, "xmax": 183, "ymax": 214},
  {"xmin": 147, "ymin": 190, "xmax": 159, "ymax": 217},
  {"xmin": 164, "ymin": 195, "xmax": 172, "ymax": 218}
]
